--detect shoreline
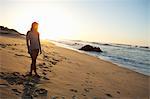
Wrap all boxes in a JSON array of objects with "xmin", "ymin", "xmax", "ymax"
[
  {"xmin": 0, "ymin": 35, "xmax": 149, "ymax": 98},
  {"xmin": 50, "ymin": 40, "xmax": 150, "ymax": 76}
]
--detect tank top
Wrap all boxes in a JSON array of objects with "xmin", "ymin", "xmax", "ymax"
[{"xmin": 26, "ymin": 31, "xmax": 40, "ymax": 50}]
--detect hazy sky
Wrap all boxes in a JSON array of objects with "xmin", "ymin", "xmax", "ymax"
[{"xmin": 0, "ymin": 0, "xmax": 149, "ymax": 46}]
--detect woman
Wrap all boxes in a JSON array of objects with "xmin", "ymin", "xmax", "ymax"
[{"xmin": 26, "ymin": 22, "xmax": 42, "ymax": 76}]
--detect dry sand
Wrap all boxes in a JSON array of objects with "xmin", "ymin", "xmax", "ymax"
[{"xmin": 0, "ymin": 36, "xmax": 149, "ymax": 99}]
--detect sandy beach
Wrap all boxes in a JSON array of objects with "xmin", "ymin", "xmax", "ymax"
[{"xmin": 0, "ymin": 35, "xmax": 149, "ymax": 99}]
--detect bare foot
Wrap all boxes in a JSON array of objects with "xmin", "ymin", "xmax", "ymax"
[{"xmin": 35, "ymin": 74, "xmax": 40, "ymax": 78}]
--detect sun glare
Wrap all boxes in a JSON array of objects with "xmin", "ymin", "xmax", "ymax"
[
  {"xmin": 2, "ymin": 0, "xmax": 148, "ymax": 46},
  {"xmin": 32, "ymin": 6, "xmax": 76, "ymax": 40}
]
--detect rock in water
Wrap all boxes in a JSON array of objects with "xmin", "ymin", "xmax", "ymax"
[{"xmin": 79, "ymin": 45, "xmax": 102, "ymax": 52}]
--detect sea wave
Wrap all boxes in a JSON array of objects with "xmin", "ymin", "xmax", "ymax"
[{"xmin": 51, "ymin": 40, "xmax": 150, "ymax": 76}]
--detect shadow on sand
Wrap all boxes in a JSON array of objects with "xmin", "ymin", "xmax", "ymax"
[{"xmin": 0, "ymin": 72, "xmax": 48, "ymax": 99}]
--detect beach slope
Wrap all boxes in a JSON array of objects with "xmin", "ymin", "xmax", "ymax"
[{"xmin": 0, "ymin": 36, "xmax": 149, "ymax": 99}]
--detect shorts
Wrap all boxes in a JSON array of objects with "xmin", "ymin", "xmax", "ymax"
[{"xmin": 30, "ymin": 49, "xmax": 39, "ymax": 58}]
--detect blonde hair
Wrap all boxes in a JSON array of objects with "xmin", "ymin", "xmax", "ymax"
[{"xmin": 31, "ymin": 22, "xmax": 38, "ymax": 32}]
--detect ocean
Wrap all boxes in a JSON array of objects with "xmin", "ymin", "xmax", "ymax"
[{"xmin": 50, "ymin": 40, "xmax": 150, "ymax": 76}]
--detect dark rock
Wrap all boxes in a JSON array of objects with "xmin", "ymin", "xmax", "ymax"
[
  {"xmin": 79, "ymin": 45, "xmax": 102, "ymax": 52},
  {"xmin": 139, "ymin": 46, "xmax": 149, "ymax": 49},
  {"xmin": 103, "ymin": 43, "xmax": 110, "ymax": 46},
  {"xmin": 72, "ymin": 43, "xmax": 79, "ymax": 45}
]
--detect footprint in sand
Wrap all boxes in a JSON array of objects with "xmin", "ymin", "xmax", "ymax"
[
  {"xmin": 0, "ymin": 72, "xmax": 25, "ymax": 85},
  {"xmin": 52, "ymin": 58, "xmax": 60, "ymax": 62},
  {"xmin": 51, "ymin": 96, "xmax": 59, "ymax": 99},
  {"xmin": 37, "ymin": 63, "xmax": 46, "ymax": 67},
  {"xmin": 41, "ymin": 69, "xmax": 48, "ymax": 75},
  {"xmin": 11, "ymin": 48, "xmax": 17, "ymax": 50},
  {"xmin": 117, "ymin": 91, "xmax": 120, "ymax": 94},
  {"xmin": 72, "ymin": 95, "xmax": 78, "ymax": 99},
  {"xmin": 81, "ymin": 73, "xmax": 94, "ymax": 96},
  {"xmin": 70, "ymin": 89, "xmax": 78, "ymax": 93},
  {"xmin": 37, "ymin": 63, "xmax": 50, "ymax": 70},
  {"xmin": 14, "ymin": 54, "xmax": 30, "ymax": 58},
  {"xmin": 15, "ymin": 54, "xmax": 25, "ymax": 57},
  {"xmin": 47, "ymin": 70, "xmax": 52, "ymax": 72},
  {"xmin": 0, "ymin": 44, "xmax": 7, "ymax": 48},
  {"xmin": 81, "ymin": 93, "xmax": 86, "ymax": 97},
  {"xmin": 43, "ymin": 55, "xmax": 49, "ymax": 59},
  {"xmin": 84, "ymin": 88, "xmax": 90, "ymax": 92},
  {"xmin": 42, "ymin": 63, "xmax": 46, "ymax": 65},
  {"xmin": 42, "ymin": 72, "xmax": 47, "ymax": 75},
  {"xmin": 0, "ymin": 83, "xmax": 9, "ymax": 88},
  {"xmin": 85, "ymin": 80, "xmax": 92, "ymax": 84},
  {"xmin": 43, "ymin": 55, "xmax": 59, "ymax": 65},
  {"xmin": 84, "ymin": 73, "xmax": 93, "ymax": 86},
  {"xmin": 22, "ymin": 75, "xmax": 48, "ymax": 98},
  {"xmin": 84, "ymin": 87, "xmax": 93, "ymax": 93},
  {"xmin": 42, "ymin": 77, "xmax": 50, "ymax": 80},
  {"xmin": 49, "ymin": 60, "xmax": 57, "ymax": 65},
  {"xmin": 43, "ymin": 69, "xmax": 47, "ymax": 72},
  {"xmin": 0, "ymin": 72, "xmax": 48, "ymax": 98},
  {"xmin": 12, "ymin": 89, "xmax": 21, "ymax": 95},
  {"xmin": 105, "ymin": 93, "xmax": 113, "ymax": 97}
]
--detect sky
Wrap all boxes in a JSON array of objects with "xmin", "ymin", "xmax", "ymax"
[{"xmin": 0, "ymin": 0, "xmax": 149, "ymax": 46}]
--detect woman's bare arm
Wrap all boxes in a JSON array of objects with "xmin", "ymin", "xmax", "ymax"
[
  {"xmin": 26, "ymin": 31, "xmax": 30, "ymax": 53},
  {"xmin": 38, "ymin": 34, "xmax": 42, "ymax": 54}
]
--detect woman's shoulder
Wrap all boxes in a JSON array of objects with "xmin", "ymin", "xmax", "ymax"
[
  {"xmin": 26, "ymin": 31, "xmax": 32, "ymax": 39},
  {"xmin": 37, "ymin": 32, "xmax": 40, "ymax": 35},
  {"xmin": 27, "ymin": 30, "xmax": 31, "ymax": 35}
]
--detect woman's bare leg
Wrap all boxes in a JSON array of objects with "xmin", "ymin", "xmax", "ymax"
[
  {"xmin": 30, "ymin": 63, "xmax": 34, "ymax": 75},
  {"xmin": 30, "ymin": 50, "xmax": 36, "ymax": 75},
  {"xmin": 30, "ymin": 53, "xmax": 34, "ymax": 75},
  {"xmin": 33, "ymin": 57, "xmax": 37, "ymax": 75},
  {"xmin": 33, "ymin": 50, "xmax": 39, "ymax": 75},
  {"xmin": 30, "ymin": 49, "xmax": 39, "ymax": 76}
]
